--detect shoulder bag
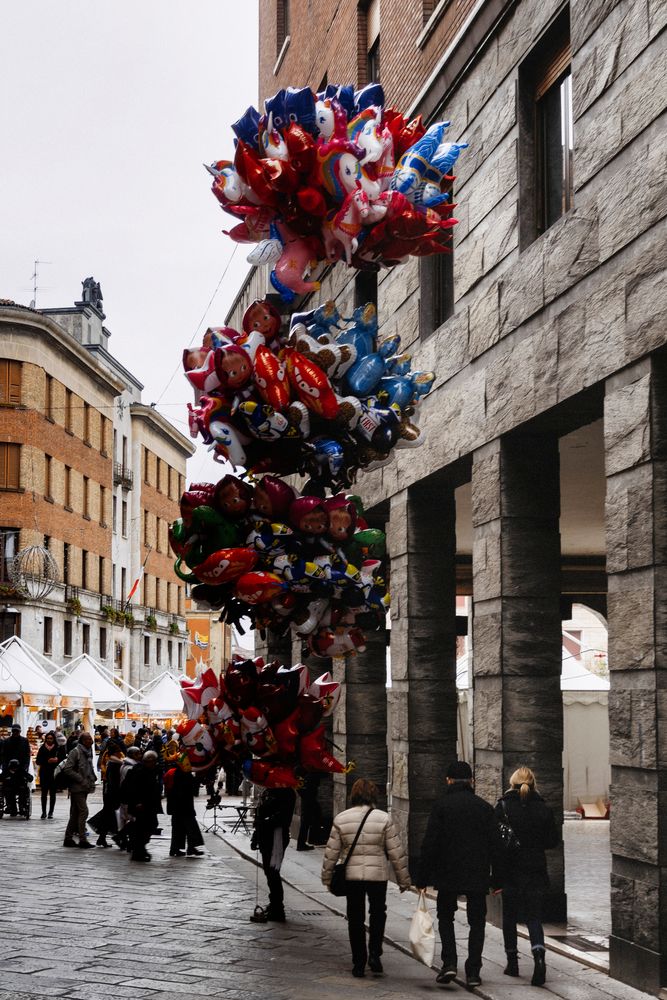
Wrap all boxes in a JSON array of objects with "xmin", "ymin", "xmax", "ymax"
[
  {"xmin": 498, "ymin": 798, "xmax": 521, "ymax": 855},
  {"xmin": 329, "ymin": 808, "xmax": 373, "ymax": 897}
]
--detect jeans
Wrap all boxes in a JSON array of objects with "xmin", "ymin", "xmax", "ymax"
[
  {"xmin": 436, "ymin": 891, "xmax": 487, "ymax": 974},
  {"xmin": 41, "ymin": 780, "xmax": 57, "ymax": 817},
  {"xmin": 65, "ymin": 790, "xmax": 89, "ymax": 840},
  {"xmin": 260, "ymin": 844, "xmax": 285, "ymax": 913},
  {"xmin": 502, "ymin": 888, "xmax": 545, "ymax": 951},
  {"xmin": 346, "ymin": 880, "xmax": 387, "ymax": 969}
]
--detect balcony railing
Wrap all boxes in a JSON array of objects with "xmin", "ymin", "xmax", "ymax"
[{"xmin": 113, "ymin": 463, "xmax": 133, "ymax": 489}]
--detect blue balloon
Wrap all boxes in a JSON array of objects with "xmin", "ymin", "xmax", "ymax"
[{"xmin": 232, "ymin": 106, "xmax": 261, "ymax": 149}]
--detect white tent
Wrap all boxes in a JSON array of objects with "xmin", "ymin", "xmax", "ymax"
[
  {"xmin": 135, "ymin": 672, "xmax": 185, "ymax": 718},
  {"xmin": 0, "ymin": 636, "xmax": 61, "ymax": 713},
  {"xmin": 60, "ymin": 654, "xmax": 147, "ymax": 713}
]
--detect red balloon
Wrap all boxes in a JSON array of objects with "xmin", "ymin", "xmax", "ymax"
[
  {"xmin": 284, "ymin": 348, "xmax": 339, "ymax": 420},
  {"xmin": 245, "ymin": 760, "xmax": 301, "ymax": 789},
  {"xmin": 193, "ymin": 547, "xmax": 258, "ymax": 585},
  {"xmin": 235, "ymin": 571, "xmax": 286, "ymax": 604},
  {"xmin": 254, "ymin": 345, "xmax": 292, "ymax": 410},
  {"xmin": 299, "ymin": 725, "xmax": 347, "ymax": 773},
  {"xmin": 272, "ymin": 708, "xmax": 301, "ymax": 758}
]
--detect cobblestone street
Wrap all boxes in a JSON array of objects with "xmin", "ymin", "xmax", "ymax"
[{"xmin": 0, "ymin": 793, "xmax": 438, "ymax": 1000}]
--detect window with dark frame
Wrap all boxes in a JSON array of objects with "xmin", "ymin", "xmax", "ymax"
[
  {"xmin": 276, "ymin": 0, "xmax": 290, "ymax": 56},
  {"xmin": 121, "ymin": 498, "xmax": 128, "ymax": 537},
  {"xmin": 518, "ymin": 8, "xmax": 573, "ymax": 248},
  {"xmin": 156, "ymin": 637, "xmax": 162, "ymax": 666},
  {"xmin": 65, "ymin": 389, "xmax": 73, "ymax": 433},
  {"xmin": 45, "ymin": 455, "xmax": 53, "ymax": 500},
  {"xmin": 100, "ymin": 485, "xmax": 106, "ymax": 526},
  {"xmin": 83, "ymin": 402, "xmax": 91, "ymax": 444},
  {"xmin": 354, "ymin": 270, "xmax": 378, "ymax": 309},
  {"xmin": 64, "ymin": 619, "xmax": 73, "ymax": 657},
  {"xmin": 43, "ymin": 616, "xmax": 53, "ymax": 656},
  {"xmin": 82, "ymin": 549, "xmax": 88, "ymax": 590},
  {"xmin": 64, "ymin": 465, "xmax": 71, "ymax": 508},
  {"xmin": 420, "ymin": 253, "xmax": 454, "ymax": 338},
  {"xmin": 113, "ymin": 494, "xmax": 118, "ymax": 531},
  {"xmin": 100, "ymin": 626, "xmax": 107, "ymax": 660},
  {"xmin": 0, "ymin": 443, "xmax": 20, "ymax": 491},
  {"xmin": 82, "ymin": 623, "xmax": 90, "ymax": 655},
  {"xmin": 0, "ymin": 360, "xmax": 21, "ymax": 406},
  {"xmin": 144, "ymin": 635, "xmax": 151, "ymax": 665},
  {"xmin": 359, "ymin": 0, "xmax": 380, "ymax": 85},
  {"xmin": 63, "ymin": 542, "xmax": 70, "ymax": 585},
  {"xmin": 45, "ymin": 375, "xmax": 54, "ymax": 420},
  {"xmin": 0, "ymin": 528, "xmax": 19, "ymax": 582},
  {"xmin": 99, "ymin": 555, "xmax": 105, "ymax": 594},
  {"xmin": 367, "ymin": 36, "xmax": 380, "ymax": 83},
  {"xmin": 83, "ymin": 476, "xmax": 90, "ymax": 518}
]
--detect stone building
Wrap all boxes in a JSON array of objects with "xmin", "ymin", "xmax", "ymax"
[
  {"xmin": 0, "ymin": 285, "xmax": 194, "ymax": 691},
  {"xmin": 224, "ymin": 0, "xmax": 667, "ymax": 991}
]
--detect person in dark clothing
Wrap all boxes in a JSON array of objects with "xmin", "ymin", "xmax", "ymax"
[
  {"xmin": 165, "ymin": 752, "xmax": 205, "ymax": 857},
  {"xmin": 90, "ymin": 741, "xmax": 125, "ymax": 847},
  {"xmin": 416, "ymin": 760, "xmax": 502, "ymax": 989},
  {"xmin": 2, "ymin": 724, "xmax": 31, "ymax": 772},
  {"xmin": 120, "ymin": 750, "xmax": 162, "ymax": 862},
  {"xmin": 297, "ymin": 773, "xmax": 322, "ymax": 851},
  {"xmin": 250, "ymin": 787, "xmax": 296, "ymax": 922},
  {"xmin": 1, "ymin": 758, "xmax": 33, "ymax": 815},
  {"xmin": 495, "ymin": 766, "xmax": 560, "ymax": 987},
  {"xmin": 36, "ymin": 731, "xmax": 66, "ymax": 818}
]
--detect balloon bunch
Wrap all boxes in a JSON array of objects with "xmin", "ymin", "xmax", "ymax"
[
  {"xmin": 175, "ymin": 660, "xmax": 350, "ymax": 789},
  {"xmin": 208, "ymin": 82, "xmax": 467, "ymax": 299},
  {"xmin": 169, "ymin": 473, "xmax": 388, "ymax": 658},
  {"xmin": 183, "ymin": 296, "xmax": 434, "ymax": 489}
]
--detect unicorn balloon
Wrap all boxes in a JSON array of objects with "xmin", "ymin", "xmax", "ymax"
[{"xmin": 390, "ymin": 122, "xmax": 467, "ymax": 209}]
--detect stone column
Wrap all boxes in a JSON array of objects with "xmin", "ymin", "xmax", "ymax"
[
  {"xmin": 471, "ymin": 434, "xmax": 565, "ymax": 920},
  {"xmin": 389, "ymin": 479, "xmax": 458, "ymax": 872},
  {"xmin": 604, "ymin": 358, "xmax": 667, "ymax": 993}
]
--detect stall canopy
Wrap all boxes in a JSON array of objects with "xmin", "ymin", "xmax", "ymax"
[
  {"xmin": 135, "ymin": 672, "xmax": 185, "ymax": 718},
  {"xmin": 0, "ymin": 636, "xmax": 62, "ymax": 708},
  {"xmin": 59, "ymin": 654, "xmax": 147, "ymax": 713}
]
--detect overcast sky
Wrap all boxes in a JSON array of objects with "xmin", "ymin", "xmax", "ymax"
[{"xmin": 1, "ymin": 1, "xmax": 260, "ymax": 484}]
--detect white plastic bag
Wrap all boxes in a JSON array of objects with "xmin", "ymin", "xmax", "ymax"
[{"xmin": 409, "ymin": 890, "xmax": 435, "ymax": 967}]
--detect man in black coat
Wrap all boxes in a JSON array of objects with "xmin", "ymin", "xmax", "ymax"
[
  {"xmin": 2, "ymin": 724, "xmax": 31, "ymax": 772},
  {"xmin": 416, "ymin": 760, "xmax": 502, "ymax": 989},
  {"xmin": 250, "ymin": 787, "xmax": 296, "ymax": 922},
  {"xmin": 120, "ymin": 750, "xmax": 162, "ymax": 862}
]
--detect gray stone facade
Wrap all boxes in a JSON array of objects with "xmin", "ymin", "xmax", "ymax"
[{"xmin": 225, "ymin": 0, "xmax": 667, "ymax": 990}]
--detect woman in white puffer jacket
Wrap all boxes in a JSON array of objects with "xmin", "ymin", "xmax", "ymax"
[{"xmin": 322, "ymin": 778, "xmax": 411, "ymax": 978}]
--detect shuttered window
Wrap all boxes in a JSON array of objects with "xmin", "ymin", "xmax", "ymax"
[
  {"xmin": 0, "ymin": 361, "xmax": 21, "ymax": 406},
  {"xmin": 0, "ymin": 443, "xmax": 20, "ymax": 490}
]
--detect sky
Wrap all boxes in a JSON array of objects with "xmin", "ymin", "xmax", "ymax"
[{"xmin": 0, "ymin": 1, "xmax": 260, "ymax": 485}]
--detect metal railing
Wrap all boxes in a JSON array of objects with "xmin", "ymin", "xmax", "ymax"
[{"xmin": 113, "ymin": 463, "xmax": 133, "ymax": 489}]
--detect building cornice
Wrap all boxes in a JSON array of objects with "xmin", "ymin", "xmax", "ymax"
[
  {"xmin": 0, "ymin": 306, "xmax": 126, "ymax": 397},
  {"xmin": 130, "ymin": 403, "xmax": 196, "ymax": 457}
]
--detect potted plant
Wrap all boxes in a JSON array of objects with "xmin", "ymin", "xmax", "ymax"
[
  {"xmin": 168, "ymin": 621, "xmax": 181, "ymax": 636},
  {"xmin": 146, "ymin": 614, "xmax": 158, "ymax": 632},
  {"xmin": 101, "ymin": 605, "xmax": 118, "ymax": 625},
  {"xmin": 67, "ymin": 597, "xmax": 83, "ymax": 618},
  {"xmin": 123, "ymin": 611, "xmax": 135, "ymax": 629}
]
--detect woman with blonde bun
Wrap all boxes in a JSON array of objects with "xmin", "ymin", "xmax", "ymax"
[{"xmin": 494, "ymin": 767, "xmax": 559, "ymax": 987}]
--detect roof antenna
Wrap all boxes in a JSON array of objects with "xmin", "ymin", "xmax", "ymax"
[{"xmin": 29, "ymin": 259, "xmax": 51, "ymax": 308}]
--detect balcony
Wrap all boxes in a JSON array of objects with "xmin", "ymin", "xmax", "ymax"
[{"xmin": 113, "ymin": 463, "xmax": 133, "ymax": 489}]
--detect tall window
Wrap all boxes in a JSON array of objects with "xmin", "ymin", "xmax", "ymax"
[
  {"xmin": 63, "ymin": 542, "xmax": 70, "ymax": 585},
  {"xmin": 65, "ymin": 389, "xmax": 73, "ymax": 433},
  {"xmin": 101, "ymin": 416, "xmax": 109, "ymax": 456},
  {"xmin": 359, "ymin": 0, "xmax": 380, "ymax": 84},
  {"xmin": 144, "ymin": 509, "xmax": 150, "ymax": 546},
  {"xmin": 113, "ymin": 428, "xmax": 118, "ymax": 461},
  {"xmin": 121, "ymin": 567, "xmax": 127, "ymax": 604},
  {"xmin": 113, "ymin": 494, "xmax": 118, "ymax": 531},
  {"xmin": 45, "ymin": 375, "xmax": 54, "ymax": 420},
  {"xmin": 0, "ymin": 443, "xmax": 20, "ymax": 491},
  {"xmin": 420, "ymin": 254, "xmax": 454, "ymax": 337},
  {"xmin": 276, "ymin": 0, "xmax": 290, "ymax": 56},
  {"xmin": 168, "ymin": 640, "xmax": 173, "ymax": 667},
  {"xmin": 100, "ymin": 626, "xmax": 107, "ymax": 660},
  {"xmin": 354, "ymin": 271, "xmax": 378, "ymax": 309},
  {"xmin": 121, "ymin": 498, "xmax": 128, "ymax": 537},
  {"xmin": 0, "ymin": 360, "xmax": 21, "ymax": 406},
  {"xmin": 64, "ymin": 465, "xmax": 72, "ymax": 508},
  {"xmin": 83, "ymin": 476, "xmax": 90, "ymax": 518},
  {"xmin": 100, "ymin": 485, "xmax": 106, "ymax": 526},
  {"xmin": 144, "ymin": 635, "xmax": 150, "ymax": 665},
  {"xmin": 98, "ymin": 555, "xmax": 105, "ymax": 594},
  {"xmin": 83, "ymin": 402, "xmax": 91, "ymax": 444},
  {"xmin": 82, "ymin": 623, "xmax": 90, "ymax": 655},
  {"xmin": 122, "ymin": 435, "xmax": 128, "ymax": 469},
  {"xmin": 81, "ymin": 549, "xmax": 88, "ymax": 590},
  {"xmin": 44, "ymin": 455, "xmax": 53, "ymax": 500},
  {"xmin": 156, "ymin": 517, "xmax": 161, "ymax": 553},
  {"xmin": 518, "ymin": 9, "xmax": 573, "ymax": 247},
  {"xmin": 156, "ymin": 637, "xmax": 162, "ymax": 666},
  {"xmin": 0, "ymin": 528, "xmax": 18, "ymax": 582},
  {"xmin": 44, "ymin": 616, "xmax": 53, "ymax": 655},
  {"xmin": 64, "ymin": 619, "xmax": 73, "ymax": 657},
  {"xmin": 143, "ymin": 446, "xmax": 149, "ymax": 484}
]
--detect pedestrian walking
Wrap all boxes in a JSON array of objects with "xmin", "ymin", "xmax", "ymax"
[
  {"xmin": 120, "ymin": 749, "xmax": 162, "ymax": 862},
  {"xmin": 415, "ymin": 760, "xmax": 502, "ymax": 989},
  {"xmin": 2, "ymin": 724, "xmax": 31, "ymax": 772},
  {"xmin": 89, "ymin": 741, "xmax": 125, "ymax": 847},
  {"xmin": 36, "ymin": 731, "xmax": 66, "ymax": 818},
  {"xmin": 57, "ymin": 731, "xmax": 97, "ymax": 849},
  {"xmin": 250, "ymin": 787, "xmax": 296, "ymax": 922},
  {"xmin": 495, "ymin": 766, "xmax": 560, "ymax": 987},
  {"xmin": 164, "ymin": 752, "xmax": 205, "ymax": 858},
  {"xmin": 296, "ymin": 773, "xmax": 322, "ymax": 850},
  {"xmin": 321, "ymin": 778, "xmax": 411, "ymax": 979}
]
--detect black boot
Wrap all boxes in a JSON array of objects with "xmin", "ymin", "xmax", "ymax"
[
  {"xmin": 504, "ymin": 952, "xmax": 519, "ymax": 977},
  {"xmin": 531, "ymin": 949, "xmax": 546, "ymax": 987}
]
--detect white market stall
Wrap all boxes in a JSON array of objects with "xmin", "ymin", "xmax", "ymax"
[
  {"xmin": 0, "ymin": 636, "xmax": 62, "ymax": 730},
  {"xmin": 58, "ymin": 653, "xmax": 148, "ymax": 724},
  {"xmin": 134, "ymin": 671, "xmax": 186, "ymax": 727}
]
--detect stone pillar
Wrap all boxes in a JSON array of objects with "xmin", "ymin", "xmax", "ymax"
[
  {"xmin": 604, "ymin": 358, "xmax": 667, "ymax": 993},
  {"xmin": 389, "ymin": 478, "xmax": 458, "ymax": 873},
  {"xmin": 471, "ymin": 434, "xmax": 565, "ymax": 920}
]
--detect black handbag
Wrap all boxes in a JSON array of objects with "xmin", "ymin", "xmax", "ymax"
[
  {"xmin": 329, "ymin": 808, "xmax": 374, "ymax": 897},
  {"xmin": 498, "ymin": 798, "xmax": 520, "ymax": 854}
]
